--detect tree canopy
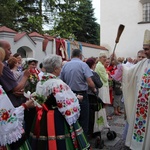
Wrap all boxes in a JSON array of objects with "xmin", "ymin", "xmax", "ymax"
[{"xmin": 0, "ymin": 0, "xmax": 100, "ymax": 44}]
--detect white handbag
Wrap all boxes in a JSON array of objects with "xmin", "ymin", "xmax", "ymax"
[{"xmin": 93, "ymin": 106, "xmax": 109, "ymax": 133}]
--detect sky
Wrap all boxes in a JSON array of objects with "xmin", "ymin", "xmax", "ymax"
[{"xmin": 92, "ymin": 0, "xmax": 100, "ymax": 24}]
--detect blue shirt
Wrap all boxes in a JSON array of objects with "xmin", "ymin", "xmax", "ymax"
[{"xmin": 60, "ymin": 58, "xmax": 93, "ymax": 91}]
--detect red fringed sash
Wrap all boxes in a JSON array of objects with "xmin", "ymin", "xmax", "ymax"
[
  {"xmin": 34, "ymin": 104, "xmax": 49, "ymax": 138},
  {"xmin": 47, "ymin": 110, "xmax": 57, "ymax": 150}
]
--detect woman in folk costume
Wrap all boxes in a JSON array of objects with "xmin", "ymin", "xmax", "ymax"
[
  {"xmin": 0, "ymin": 48, "xmax": 35, "ymax": 150},
  {"xmin": 122, "ymin": 30, "xmax": 150, "ymax": 150},
  {"xmin": 29, "ymin": 54, "xmax": 90, "ymax": 150}
]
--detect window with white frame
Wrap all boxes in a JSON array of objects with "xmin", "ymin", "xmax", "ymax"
[{"xmin": 143, "ymin": 2, "xmax": 150, "ymax": 22}]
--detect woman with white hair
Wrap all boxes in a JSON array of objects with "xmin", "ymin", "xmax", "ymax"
[
  {"xmin": 95, "ymin": 53, "xmax": 112, "ymax": 120},
  {"xmin": 95, "ymin": 52, "xmax": 111, "ymax": 105},
  {"xmin": 29, "ymin": 54, "xmax": 90, "ymax": 150}
]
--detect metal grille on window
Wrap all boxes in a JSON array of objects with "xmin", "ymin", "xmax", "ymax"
[{"xmin": 143, "ymin": 3, "xmax": 150, "ymax": 22}]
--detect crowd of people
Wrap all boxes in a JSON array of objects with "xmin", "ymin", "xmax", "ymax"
[{"xmin": 0, "ymin": 29, "xmax": 150, "ymax": 150}]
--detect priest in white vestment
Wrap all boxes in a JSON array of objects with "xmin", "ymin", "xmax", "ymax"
[{"xmin": 122, "ymin": 30, "xmax": 150, "ymax": 150}]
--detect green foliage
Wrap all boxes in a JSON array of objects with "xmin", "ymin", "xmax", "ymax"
[
  {"xmin": 50, "ymin": 0, "xmax": 100, "ymax": 45},
  {"xmin": 0, "ymin": 0, "xmax": 100, "ymax": 45},
  {"xmin": 52, "ymin": 11, "xmax": 82, "ymax": 38},
  {"xmin": 0, "ymin": 0, "xmax": 19, "ymax": 29},
  {"xmin": 16, "ymin": 0, "xmax": 44, "ymax": 33},
  {"xmin": 0, "ymin": 0, "xmax": 47, "ymax": 33},
  {"xmin": 74, "ymin": 0, "xmax": 100, "ymax": 45}
]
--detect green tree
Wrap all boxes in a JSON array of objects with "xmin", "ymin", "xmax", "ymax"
[
  {"xmin": 16, "ymin": 0, "xmax": 44, "ymax": 33},
  {"xmin": 0, "ymin": 0, "xmax": 100, "ymax": 44},
  {"xmin": 0, "ymin": 0, "xmax": 43, "ymax": 33},
  {"xmin": 74, "ymin": 0, "xmax": 100, "ymax": 44},
  {"xmin": 48, "ymin": 0, "xmax": 100, "ymax": 45},
  {"xmin": 47, "ymin": 0, "xmax": 82, "ymax": 38},
  {"xmin": 0, "ymin": 0, "xmax": 51, "ymax": 33},
  {"xmin": 0, "ymin": 0, "xmax": 20, "ymax": 30}
]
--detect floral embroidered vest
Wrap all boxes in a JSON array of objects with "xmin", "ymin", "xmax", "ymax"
[{"xmin": 133, "ymin": 68, "xmax": 150, "ymax": 142}]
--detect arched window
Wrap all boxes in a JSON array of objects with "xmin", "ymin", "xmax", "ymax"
[
  {"xmin": 140, "ymin": 0, "xmax": 150, "ymax": 22},
  {"xmin": 17, "ymin": 46, "xmax": 33, "ymax": 58}
]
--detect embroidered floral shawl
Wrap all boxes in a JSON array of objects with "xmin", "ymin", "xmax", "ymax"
[{"xmin": 36, "ymin": 73, "xmax": 80, "ymax": 126}]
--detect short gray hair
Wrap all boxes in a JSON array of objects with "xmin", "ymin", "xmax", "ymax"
[{"xmin": 43, "ymin": 55, "xmax": 62, "ymax": 73}]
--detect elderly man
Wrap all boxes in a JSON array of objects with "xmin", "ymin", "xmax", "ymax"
[
  {"xmin": 122, "ymin": 30, "xmax": 150, "ymax": 150},
  {"xmin": 0, "ymin": 40, "xmax": 35, "ymax": 138},
  {"xmin": 60, "ymin": 49, "xmax": 95, "ymax": 136},
  {"xmin": 0, "ymin": 40, "xmax": 31, "ymax": 107}
]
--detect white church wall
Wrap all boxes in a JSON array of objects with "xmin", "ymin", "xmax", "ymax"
[
  {"xmin": 30, "ymin": 37, "xmax": 45, "ymax": 63},
  {"xmin": 82, "ymin": 46, "xmax": 108, "ymax": 59},
  {"xmin": 13, "ymin": 35, "xmax": 36, "ymax": 56},
  {"xmin": 0, "ymin": 28, "xmax": 108, "ymax": 65},
  {"xmin": 45, "ymin": 40, "xmax": 54, "ymax": 55},
  {"xmin": 100, "ymin": 0, "xmax": 150, "ymax": 59}
]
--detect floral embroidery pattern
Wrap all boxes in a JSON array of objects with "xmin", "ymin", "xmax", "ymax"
[
  {"xmin": 41, "ymin": 73, "xmax": 57, "ymax": 85},
  {"xmin": 0, "ymin": 109, "xmax": 17, "ymax": 125},
  {"xmin": 70, "ymin": 125, "xmax": 78, "ymax": 149},
  {"xmin": 44, "ymin": 80, "xmax": 80, "ymax": 117},
  {"xmin": 32, "ymin": 74, "xmax": 57, "ymax": 104},
  {"xmin": 57, "ymin": 101, "xmax": 79, "ymax": 116},
  {"xmin": 0, "ymin": 86, "xmax": 18, "ymax": 125},
  {"xmin": 133, "ymin": 69, "xmax": 150, "ymax": 142},
  {"xmin": 36, "ymin": 73, "xmax": 80, "ymax": 125},
  {"xmin": 54, "ymin": 85, "xmax": 80, "ymax": 117}
]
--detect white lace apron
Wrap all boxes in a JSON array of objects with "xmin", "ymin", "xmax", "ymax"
[{"xmin": 0, "ymin": 86, "xmax": 24, "ymax": 146}]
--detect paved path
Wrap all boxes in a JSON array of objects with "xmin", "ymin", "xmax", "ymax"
[{"xmin": 89, "ymin": 103, "xmax": 130, "ymax": 150}]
